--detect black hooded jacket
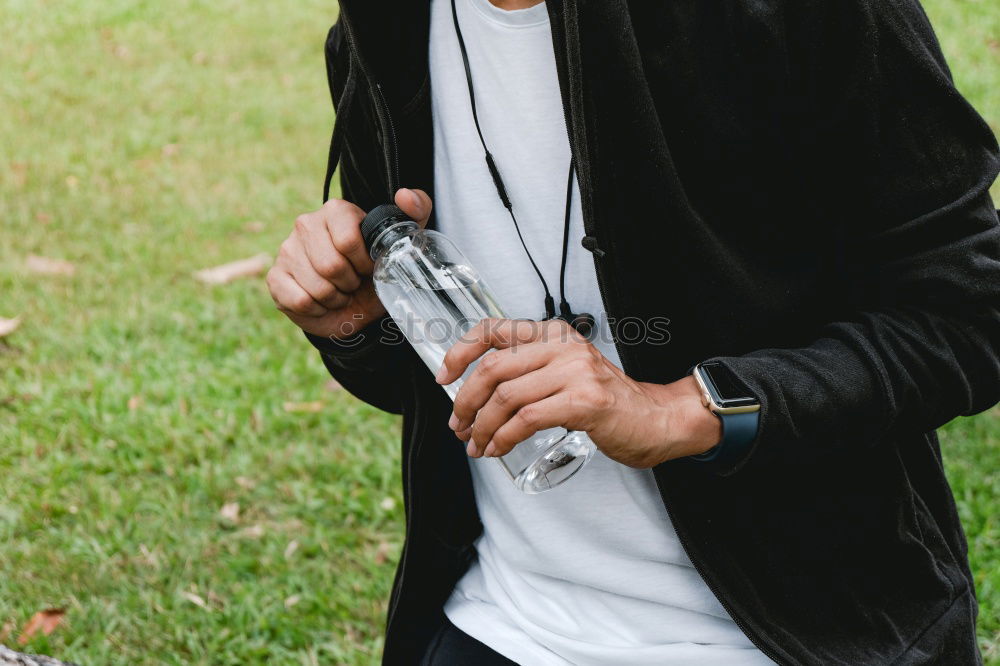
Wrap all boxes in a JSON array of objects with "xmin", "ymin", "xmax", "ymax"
[{"xmin": 305, "ymin": 1, "xmax": 1000, "ymax": 663}]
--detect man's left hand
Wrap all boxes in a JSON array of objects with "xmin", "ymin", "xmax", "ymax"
[{"xmin": 436, "ymin": 318, "xmax": 722, "ymax": 468}]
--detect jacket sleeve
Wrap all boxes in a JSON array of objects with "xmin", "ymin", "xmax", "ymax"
[
  {"xmin": 707, "ymin": 0, "xmax": 1000, "ymax": 474},
  {"xmin": 302, "ymin": 20, "xmax": 416, "ymax": 415},
  {"xmin": 305, "ymin": 320, "xmax": 409, "ymax": 416}
]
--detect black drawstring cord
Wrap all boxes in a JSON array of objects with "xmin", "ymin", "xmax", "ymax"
[
  {"xmin": 323, "ymin": 50, "xmax": 358, "ymax": 203},
  {"xmin": 558, "ymin": 160, "xmax": 575, "ymax": 320},
  {"xmin": 451, "ymin": 0, "xmax": 556, "ymax": 317},
  {"xmin": 451, "ymin": 0, "xmax": 579, "ymax": 324},
  {"xmin": 451, "ymin": 0, "xmax": 489, "ymax": 157}
]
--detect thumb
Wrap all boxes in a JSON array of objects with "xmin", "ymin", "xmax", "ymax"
[{"xmin": 394, "ymin": 188, "xmax": 433, "ymax": 228}]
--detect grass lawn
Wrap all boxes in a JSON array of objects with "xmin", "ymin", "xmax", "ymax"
[{"xmin": 0, "ymin": 0, "xmax": 997, "ymax": 663}]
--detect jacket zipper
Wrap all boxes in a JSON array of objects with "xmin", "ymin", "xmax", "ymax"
[
  {"xmin": 374, "ymin": 82, "xmax": 402, "ymax": 195},
  {"xmin": 338, "ymin": 4, "xmax": 412, "ymax": 646},
  {"xmin": 547, "ymin": 2, "xmax": 786, "ymax": 664},
  {"xmin": 385, "ymin": 394, "xmax": 417, "ymax": 645},
  {"xmin": 671, "ymin": 516, "xmax": 787, "ymax": 663}
]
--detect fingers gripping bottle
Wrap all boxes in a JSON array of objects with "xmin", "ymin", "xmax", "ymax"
[{"xmin": 361, "ymin": 204, "xmax": 596, "ymax": 493}]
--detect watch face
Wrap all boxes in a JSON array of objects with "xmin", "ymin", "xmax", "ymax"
[{"xmin": 699, "ymin": 362, "xmax": 758, "ymax": 409}]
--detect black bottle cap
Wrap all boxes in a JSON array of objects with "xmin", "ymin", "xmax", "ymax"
[{"xmin": 361, "ymin": 204, "xmax": 413, "ymax": 253}]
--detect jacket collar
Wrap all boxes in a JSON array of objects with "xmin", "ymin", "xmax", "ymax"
[{"xmin": 337, "ymin": 0, "xmax": 580, "ymax": 111}]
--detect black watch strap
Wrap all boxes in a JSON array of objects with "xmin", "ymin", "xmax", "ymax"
[{"xmin": 688, "ymin": 410, "xmax": 759, "ymax": 467}]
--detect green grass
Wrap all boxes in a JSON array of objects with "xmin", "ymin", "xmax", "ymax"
[{"xmin": 0, "ymin": 0, "xmax": 997, "ymax": 663}]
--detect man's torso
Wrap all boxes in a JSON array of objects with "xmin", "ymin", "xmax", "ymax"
[{"xmin": 326, "ymin": 1, "xmax": 985, "ymax": 662}]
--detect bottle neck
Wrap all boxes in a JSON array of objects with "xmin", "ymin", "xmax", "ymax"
[{"xmin": 369, "ymin": 221, "xmax": 420, "ymax": 261}]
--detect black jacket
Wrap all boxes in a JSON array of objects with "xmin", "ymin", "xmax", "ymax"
[{"xmin": 306, "ymin": 1, "xmax": 1000, "ymax": 663}]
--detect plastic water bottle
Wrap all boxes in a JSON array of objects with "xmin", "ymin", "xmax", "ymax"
[{"xmin": 361, "ymin": 204, "xmax": 596, "ymax": 493}]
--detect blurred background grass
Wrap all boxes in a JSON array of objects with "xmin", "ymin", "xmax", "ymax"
[{"xmin": 0, "ymin": 0, "xmax": 997, "ymax": 663}]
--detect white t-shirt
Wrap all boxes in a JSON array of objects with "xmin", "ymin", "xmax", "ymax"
[{"xmin": 430, "ymin": 1, "xmax": 774, "ymax": 664}]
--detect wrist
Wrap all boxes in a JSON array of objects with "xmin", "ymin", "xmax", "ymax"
[
  {"xmin": 303, "ymin": 312, "xmax": 390, "ymax": 357},
  {"xmin": 643, "ymin": 376, "xmax": 722, "ymax": 463}
]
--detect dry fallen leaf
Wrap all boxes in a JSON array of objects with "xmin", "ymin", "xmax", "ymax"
[
  {"xmin": 0, "ymin": 618, "xmax": 13, "ymax": 642},
  {"xmin": 0, "ymin": 315, "xmax": 23, "ymax": 338},
  {"xmin": 182, "ymin": 592, "xmax": 209, "ymax": 610},
  {"xmin": 284, "ymin": 595, "xmax": 301, "ymax": 609},
  {"xmin": 249, "ymin": 409, "xmax": 263, "ymax": 433},
  {"xmin": 1, "ymin": 394, "xmax": 34, "ymax": 407},
  {"xmin": 10, "ymin": 162, "xmax": 28, "ymax": 187},
  {"xmin": 374, "ymin": 541, "xmax": 393, "ymax": 565},
  {"xmin": 219, "ymin": 502, "xmax": 240, "ymax": 522},
  {"xmin": 238, "ymin": 524, "xmax": 265, "ymax": 539},
  {"xmin": 284, "ymin": 540, "xmax": 299, "ymax": 560},
  {"xmin": 283, "ymin": 401, "xmax": 324, "ymax": 413},
  {"xmin": 26, "ymin": 254, "xmax": 75, "ymax": 276},
  {"xmin": 193, "ymin": 253, "xmax": 270, "ymax": 285},
  {"xmin": 127, "ymin": 395, "xmax": 143, "ymax": 411},
  {"xmin": 139, "ymin": 544, "xmax": 159, "ymax": 568},
  {"xmin": 17, "ymin": 608, "xmax": 65, "ymax": 645}
]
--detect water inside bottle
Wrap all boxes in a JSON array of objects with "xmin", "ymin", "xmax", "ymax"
[
  {"xmin": 374, "ymin": 261, "xmax": 504, "ymax": 399},
  {"xmin": 373, "ymin": 240, "xmax": 595, "ymax": 493}
]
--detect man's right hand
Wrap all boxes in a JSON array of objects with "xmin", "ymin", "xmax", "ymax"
[{"xmin": 266, "ymin": 188, "xmax": 432, "ymax": 340}]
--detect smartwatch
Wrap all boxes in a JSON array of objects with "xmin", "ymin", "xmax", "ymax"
[{"xmin": 689, "ymin": 361, "xmax": 760, "ymax": 466}]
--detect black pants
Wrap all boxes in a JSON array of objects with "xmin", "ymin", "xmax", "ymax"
[{"xmin": 420, "ymin": 613, "xmax": 520, "ymax": 666}]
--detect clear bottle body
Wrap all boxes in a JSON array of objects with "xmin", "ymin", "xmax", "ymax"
[{"xmin": 370, "ymin": 222, "xmax": 595, "ymax": 493}]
